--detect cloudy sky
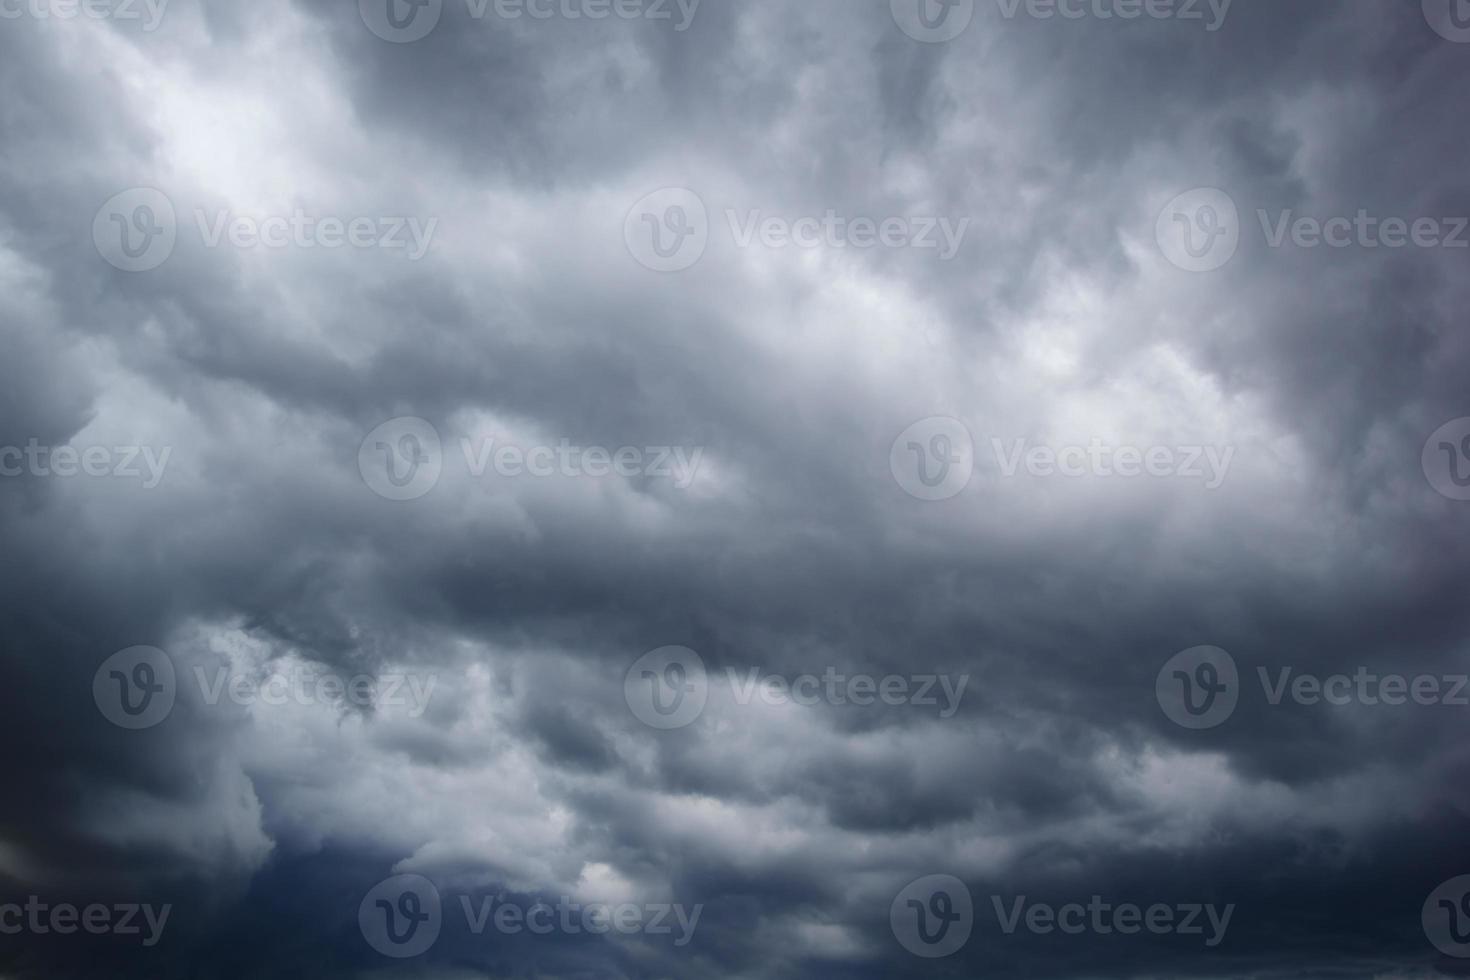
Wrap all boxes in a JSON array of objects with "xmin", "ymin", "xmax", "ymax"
[{"xmin": 2, "ymin": 0, "xmax": 1470, "ymax": 977}]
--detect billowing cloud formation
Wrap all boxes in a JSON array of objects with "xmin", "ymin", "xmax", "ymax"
[{"xmin": 1, "ymin": 0, "xmax": 1468, "ymax": 977}]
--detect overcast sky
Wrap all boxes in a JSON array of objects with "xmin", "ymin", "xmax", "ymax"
[{"xmin": 2, "ymin": 1, "xmax": 1469, "ymax": 977}]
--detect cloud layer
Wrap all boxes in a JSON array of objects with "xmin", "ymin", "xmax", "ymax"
[{"xmin": 1, "ymin": 1, "xmax": 1469, "ymax": 977}]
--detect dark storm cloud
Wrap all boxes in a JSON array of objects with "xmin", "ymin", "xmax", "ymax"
[{"xmin": 0, "ymin": 0, "xmax": 1468, "ymax": 978}]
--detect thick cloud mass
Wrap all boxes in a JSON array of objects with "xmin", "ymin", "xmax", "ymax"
[{"xmin": 1, "ymin": 1, "xmax": 1468, "ymax": 977}]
